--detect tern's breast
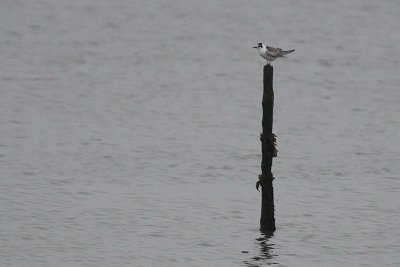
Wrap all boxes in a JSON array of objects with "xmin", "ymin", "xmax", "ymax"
[{"xmin": 259, "ymin": 48, "xmax": 274, "ymax": 60}]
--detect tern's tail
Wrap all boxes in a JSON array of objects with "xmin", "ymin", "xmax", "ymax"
[{"xmin": 282, "ymin": 49, "xmax": 295, "ymax": 55}]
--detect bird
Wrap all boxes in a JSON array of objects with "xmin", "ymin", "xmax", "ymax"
[{"xmin": 253, "ymin": 43, "xmax": 295, "ymax": 65}]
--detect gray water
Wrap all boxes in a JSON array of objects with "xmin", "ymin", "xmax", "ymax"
[{"xmin": 1, "ymin": 0, "xmax": 400, "ymax": 266}]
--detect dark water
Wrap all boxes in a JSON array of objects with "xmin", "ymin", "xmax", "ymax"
[{"xmin": 1, "ymin": 0, "xmax": 399, "ymax": 266}]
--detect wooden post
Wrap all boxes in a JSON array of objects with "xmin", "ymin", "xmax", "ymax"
[{"xmin": 258, "ymin": 64, "xmax": 276, "ymax": 232}]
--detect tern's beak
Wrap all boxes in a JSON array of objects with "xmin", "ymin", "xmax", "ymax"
[{"xmin": 252, "ymin": 46, "xmax": 257, "ymax": 48}]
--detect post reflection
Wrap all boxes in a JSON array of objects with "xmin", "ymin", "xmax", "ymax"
[{"xmin": 242, "ymin": 230, "xmax": 277, "ymax": 266}]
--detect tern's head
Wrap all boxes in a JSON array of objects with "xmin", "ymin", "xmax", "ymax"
[{"xmin": 253, "ymin": 43, "xmax": 264, "ymax": 50}]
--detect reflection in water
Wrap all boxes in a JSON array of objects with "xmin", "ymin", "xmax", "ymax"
[{"xmin": 243, "ymin": 231, "xmax": 278, "ymax": 266}]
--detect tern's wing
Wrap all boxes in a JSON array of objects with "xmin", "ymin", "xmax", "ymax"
[{"xmin": 265, "ymin": 45, "xmax": 284, "ymax": 57}]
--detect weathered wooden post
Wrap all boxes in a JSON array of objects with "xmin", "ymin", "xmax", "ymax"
[{"xmin": 257, "ymin": 64, "xmax": 277, "ymax": 232}]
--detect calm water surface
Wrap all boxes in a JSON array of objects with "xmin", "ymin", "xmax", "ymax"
[{"xmin": 1, "ymin": 0, "xmax": 400, "ymax": 266}]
